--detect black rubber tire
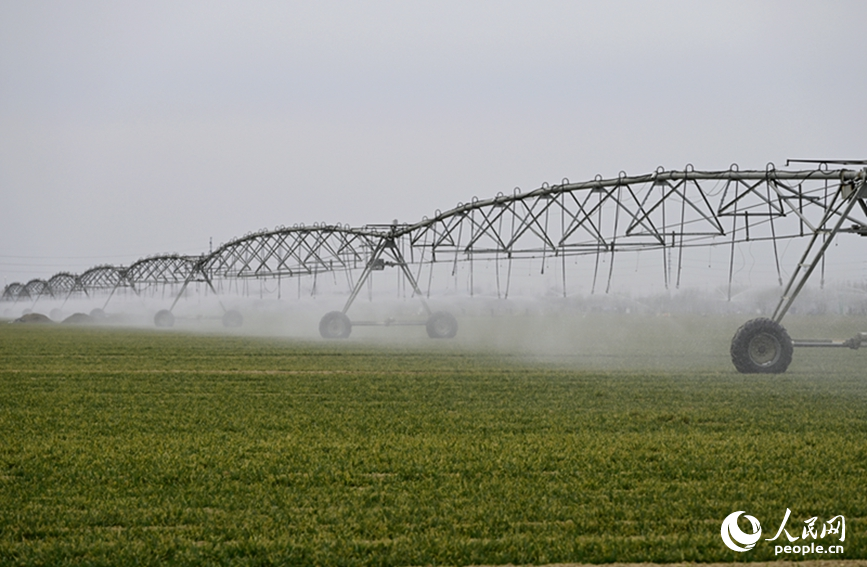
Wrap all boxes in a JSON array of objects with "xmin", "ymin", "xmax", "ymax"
[
  {"xmin": 89, "ymin": 308, "xmax": 106, "ymax": 320},
  {"xmin": 319, "ymin": 311, "xmax": 351, "ymax": 339},
  {"xmin": 426, "ymin": 311, "xmax": 458, "ymax": 339},
  {"xmin": 222, "ymin": 310, "xmax": 243, "ymax": 328},
  {"xmin": 154, "ymin": 309, "xmax": 175, "ymax": 328},
  {"xmin": 730, "ymin": 317, "xmax": 793, "ymax": 374}
]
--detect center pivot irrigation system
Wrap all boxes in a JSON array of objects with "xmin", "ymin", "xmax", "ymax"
[{"xmin": 4, "ymin": 161, "xmax": 867, "ymax": 373}]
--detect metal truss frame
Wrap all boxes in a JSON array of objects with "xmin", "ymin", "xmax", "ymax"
[
  {"xmin": 48, "ymin": 272, "xmax": 85, "ymax": 297},
  {"xmin": 202, "ymin": 225, "xmax": 380, "ymax": 279},
  {"xmin": 24, "ymin": 279, "xmax": 52, "ymax": 300},
  {"xmin": 6, "ymin": 166, "xmax": 864, "ymax": 305},
  {"xmin": 399, "ymin": 167, "xmax": 861, "ymax": 256},
  {"xmin": 4, "ymin": 164, "xmax": 866, "ymax": 370},
  {"xmin": 125, "ymin": 255, "xmax": 200, "ymax": 287}
]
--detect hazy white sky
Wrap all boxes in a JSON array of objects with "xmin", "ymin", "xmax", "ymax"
[{"xmin": 2, "ymin": 0, "xmax": 866, "ymax": 284}]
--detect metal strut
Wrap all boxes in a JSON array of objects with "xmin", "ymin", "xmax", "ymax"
[
  {"xmin": 170, "ymin": 265, "xmax": 225, "ymax": 314},
  {"xmin": 341, "ymin": 234, "xmax": 431, "ymax": 316},
  {"xmin": 772, "ymin": 170, "xmax": 867, "ymax": 323}
]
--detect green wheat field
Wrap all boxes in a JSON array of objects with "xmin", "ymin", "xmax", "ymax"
[{"xmin": 1, "ymin": 314, "xmax": 865, "ymax": 566}]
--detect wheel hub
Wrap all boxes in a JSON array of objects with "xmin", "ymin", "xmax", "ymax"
[{"xmin": 748, "ymin": 332, "xmax": 781, "ymax": 366}]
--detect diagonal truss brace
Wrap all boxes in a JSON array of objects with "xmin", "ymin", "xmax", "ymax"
[
  {"xmin": 170, "ymin": 264, "xmax": 225, "ymax": 314},
  {"xmin": 772, "ymin": 171, "xmax": 867, "ymax": 323},
  {"xmin": 341, "ymin": 235, "xmax": 431, "ymax": 316}
]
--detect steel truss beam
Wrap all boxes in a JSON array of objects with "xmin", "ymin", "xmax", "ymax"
[
  {"xmin": 153, "ymin": 226, "xmax": 383, "ymax": 314},
  {"xmin": 77, "ymin": 265, "xmax": 128, "ymax": 290},
  {"xmin": 4, "ymin": 166, "xmax": 866, "ymax": 319},
  {"xmin": 2, "ymin": 283, "xmax": 29, "ymax": 302},
  {"xmin": 48, "ymin": 272, "xmax": 85, "ymax": 295},
  {"xmin": 24, "ymin": 279, "xmax": 52, "ymax": 300},
  {"xmin": 126, "ymin": 255, "xmax": 199, "ymax": 286},
  {"xmin": 201, "ymin": 225, "xmax": 381, "ymax": 280},
  {"xmin": 399, "ymin": 167, "xmax": 864, "ymax": 260},
  {"xmin": 4, "ymin": 163, "xmax": 864, "ymax": 373}
]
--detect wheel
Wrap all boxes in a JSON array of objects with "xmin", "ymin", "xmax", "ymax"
[
  {"xmin": 89, "ymin": 308, "xmax": 106, "ymax": 320},
  {"xmin": 222, "ymin": 310, "xmax": 243, "ymax": 328},
  {"xmin": 319, "ymin": 311, "xmax": 351, "ymax": 339},
  {"xmin": 62, "ymin": 313, "xmax": 93, "ymax": 325},
  {"xmin": 730, "ymin": 318, "xmax": 793, "ymax": 374},
  {"xmin": 426, "ymin": 311, "xmax": 458, "ymax": 339},
  {"xmin": 154, "ymin": 309, "xmax": 175, "ymax": 328},
  {"xmin": 14, "ymin": 313, "xmax": 52, "ymax": 324}
]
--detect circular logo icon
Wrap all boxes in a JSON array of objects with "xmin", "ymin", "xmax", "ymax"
[{"xmin": 721, "ymin": 511, "xmax": 762, "ymax": 552}]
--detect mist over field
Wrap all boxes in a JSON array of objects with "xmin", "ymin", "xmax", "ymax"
[{"xmin": 5, "ymin": 272, "xmax": 866, "ymax": 374}]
